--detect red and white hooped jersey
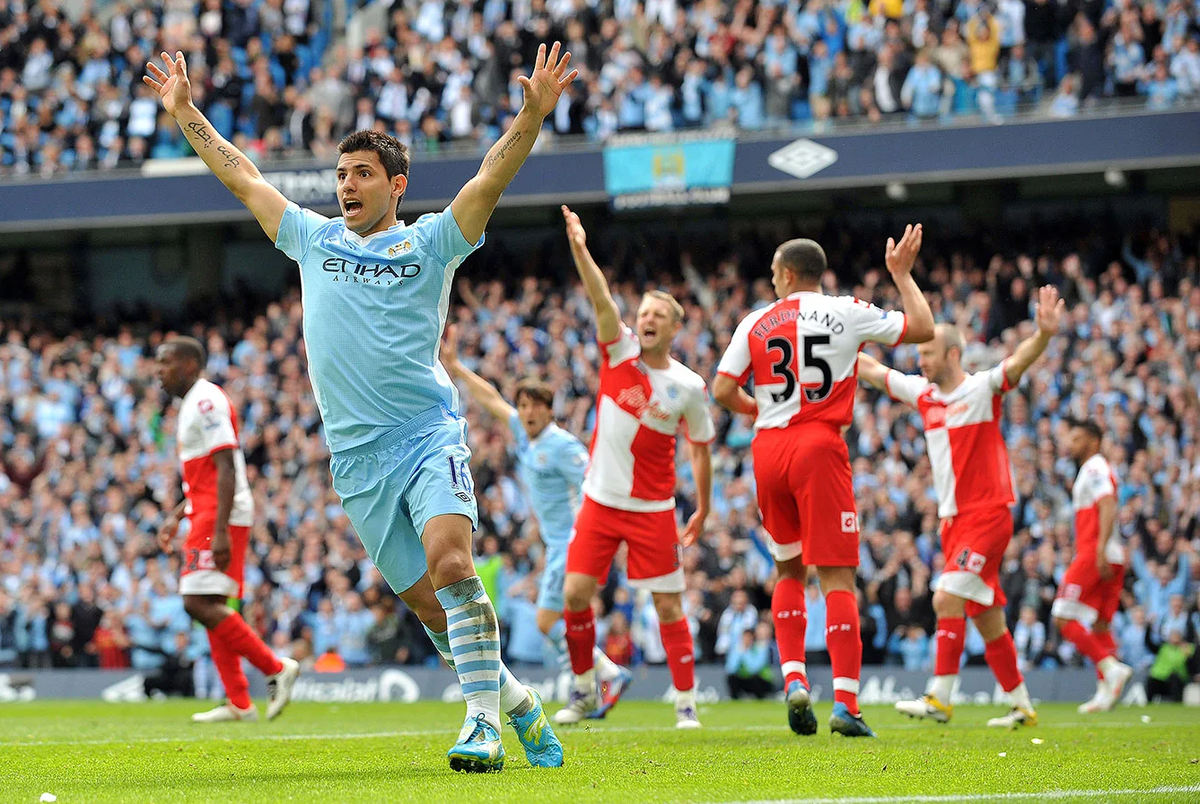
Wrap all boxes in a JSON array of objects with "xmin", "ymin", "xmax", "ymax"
[
  {"xmin": 583, "ymin": 327, "xmax": 715, "ymax": 513},
  {"xmin": 885, "ymin": 364, "xmax": 1015, "ymax": 519},
  {"xmin": 717, "ymin": 292, "xmax": 908, "ymax": 431},
  {"xmin": 1073, "ymin": 453, "xmax": 1125, "ymax": 565},
  {"xmin": 177, "ymin": 378, "xmax": 254, "ymax": 527}
]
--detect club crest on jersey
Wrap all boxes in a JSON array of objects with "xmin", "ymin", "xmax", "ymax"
[{"xmin": 388, "ymin": 240, "xmax": 413, "ymax": 257}]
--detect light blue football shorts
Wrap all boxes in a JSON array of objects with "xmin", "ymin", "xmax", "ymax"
[
  {"xmin": 536, "ymin": 540, "xmax": 570, "ymax": 613},
  {"xmin": 329, "ymin": 406, "xmax": 479, "ymax": 595}
]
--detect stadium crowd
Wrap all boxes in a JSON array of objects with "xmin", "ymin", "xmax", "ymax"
[
  {"xmin": 2, "ymin": 0, "xmax": 1199, "ymax": 176},
  {"xmin": 0, "ymin": 214, "xmax": 1198, "ymax": 700}
]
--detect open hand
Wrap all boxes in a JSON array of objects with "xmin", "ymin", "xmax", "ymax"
[
  {"xmin": 885, "ymin": 223, "xmax": 924, "ymax": 278},
  {"xmin": 520, "ymin": 42, "xmax": 579, "ymax": 118},
  {"xmin": 143, "ymin": 51, "xmax": 193, "ymax": 118},
  {"xmin": 157, "ymin": 517, "xmax": 179, "ymax": 553},
  {"xmin": 1034, "ymin": 285, "xmax": 1067, "ymax": 336}
]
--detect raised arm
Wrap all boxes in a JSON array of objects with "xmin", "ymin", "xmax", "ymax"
[
  {"xmin": 562, "ymin": 205, "xmax": 621, "ymax": 343},
  {"xmin": 856, "ymin": 351, "xmax": 891, "ymax": 393},
  {"xmin": 1003, "ymin": 285, "xmax": 1066, "ymax": 388},
  {"xmin": 144, "ymin": 52, "xmax": 288, "ymax": 241},
  {"xmin": 884, "ymin": 224, "xmax": 935, "ymax": 344},
  {"xmin": 450, "ymin": 42, "xmax": 578, "ymax": 246},
  {"xmin": 440, "ymin": 324, "xmax": 516, "ymax": 422}
]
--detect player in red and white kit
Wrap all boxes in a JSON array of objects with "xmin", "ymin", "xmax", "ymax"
[
  {"xmin": 713, "ymin": 226, "xmax": 934, "ymax": 738},
  {"xmin": 1052, "ymin": 418, "xmax": 1133, "ymax": 712},
  {"xmin": 857, "ymin": 285, "xmax": 1066, "ymax": 729},
  {"xmin": 155, "ymin": 337, "xmax": 299, "ymax": 723},
  {"xmin": 555, "ymin": 206, "xmax": 715, "ymax": 729}
]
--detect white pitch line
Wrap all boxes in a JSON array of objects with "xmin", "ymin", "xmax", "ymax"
[
  {"xmin": 719, "ymin": 785, "xmax": 1200, "ymax": 804},
  {"xmin": 4, "ymin": 716, "xmax": 1195, "ymax": 749}
]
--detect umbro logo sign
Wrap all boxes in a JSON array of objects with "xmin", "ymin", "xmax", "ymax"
[
  {"xmin": 767, "ymin": 139, "xmax": 839, "ymax": 180},
  {"xmin": 455, "ymin": 491, "xmax": 473, "ymax": 504}
]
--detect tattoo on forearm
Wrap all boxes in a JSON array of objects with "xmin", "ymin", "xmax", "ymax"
[
  {"xmin": 186, "ymin": 121, "xmax": 241, "ymax": 168},
  {"xmin": 216, "ymin": 144, "xmax": 241, "ymax": 168},
  {"xmin": 485, "ymin": 130, "xmax": 523, "ymax": 170},
  {"xmin": 185, "ymin": 121, "xmax": 212, "ymax": 149}
]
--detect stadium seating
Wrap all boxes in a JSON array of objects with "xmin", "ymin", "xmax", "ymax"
[{"xmin": 2, "ymin": 0, "xmax": 1198, "ymax": 176}]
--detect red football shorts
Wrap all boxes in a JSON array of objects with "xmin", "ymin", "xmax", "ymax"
[
  {"xmin": 935, "ymin": 506, "xmax": 1014, "ymax": 618},
  {"xmin": 751, "ymin": 425, "xmax": 859, "ymax": 567},
  {"xmin": 1052, "ymin": 556, "xmax": 1126, "ymax": 626},
  {"xmin": 180, "ymin": 513, "xmax": 250, "ymax": 598},
  {"xmin": 566, "ymin": 497, "xmax": 684, "ymax": 593}
]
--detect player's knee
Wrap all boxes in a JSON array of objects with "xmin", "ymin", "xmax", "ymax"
[
  {"xmin": 775, "ymin": 557, "xmax": 807, "ymax": 582},
  {"xmin": 562, "ymin": 577, "xmax": 592, "ymax": 612},
  {"xmin": 816, "ymin": 566, "xmax": 855, "ymax": 593},
  {"xmin": 652, "ymin": 593, "xmax": 683, "ymax": 623},
  {"xmin": 426, "ymin": 551, "xmax": 474, "ymax": 588},
  {"xmin": 932, "ymin": 590, "xmax": 965, "ymax": 618},
  {"xmin": 182, "ymin": 596, "xmax": 217, "ymax": 625}
]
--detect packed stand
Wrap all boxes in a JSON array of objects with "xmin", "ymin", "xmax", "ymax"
[
  {"xmin": 0, "ymin": 215, "xmax": 1198, "ymax": 702},
  {"xmin": 3, "ymin": 0, "xmax": 1199, "ymax": 177}
]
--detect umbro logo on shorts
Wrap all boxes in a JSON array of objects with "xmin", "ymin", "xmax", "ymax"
[
  {"xmin": 840, "ymin": 512, "xmax": 858, "ymax": 533},
  {"xmin": 455, "ymin": 491, "xmax": 473, "ymax": 504}
]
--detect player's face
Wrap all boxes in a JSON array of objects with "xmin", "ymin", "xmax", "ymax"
[
  {"xmin": 335, "ymin": 151, "xmax": 403, "ymax": 235},
  {"xmin": 516, "ymin": 395, "xmax": 553, "ymax": 438},
  {"xmin": 635, "ymin": 298, "xmax": 681, "ymax": 355},
  {"xmin": 1067, "ymin": 427, "xmax": 1095, "ymax": 462},
  {"xmin": 154, "ymin": 347, "xmax": 188, "ymax": 398},
  {"xmin": 916, "ymin": 334, "xmax": 948, "ymax": 383}
]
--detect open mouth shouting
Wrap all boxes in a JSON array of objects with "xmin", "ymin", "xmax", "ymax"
[{"xmin": 343, "ymin": 197, "xmax": 364, "ymax": 218}]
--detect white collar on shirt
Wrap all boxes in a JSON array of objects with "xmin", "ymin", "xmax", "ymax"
[{"xmin": 343, "ymin": 220, "xmax": 407, "ymax": 246}]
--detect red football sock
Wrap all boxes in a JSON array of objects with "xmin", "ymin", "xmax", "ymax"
[
  {"xmin": 208, "ymin": 629, "xmax": 251, "ymax": 710},
  {"xmin": 212, "ymin": 613, "xmax": 284, "ymax": 676},
  {"xmin": 824, "ymin": 589, "xmax": 862, "ymax": 714},
  {"xmin": 983, "ymin": 631, "xmax": 1024, "ymax": 692},
  {"xmin": 934, "ymin": 616, "xmax": 966, "ymax": 677},
  {"xmin": 659, "ymin": 617, "xmax": 695, "ymax": 692},
  {"xmin": 1060, "ymin": 620, "xmax": 1112, "ymax": 666},
  {"xmin": 563, "ymin": 607, "xmax": 596, "ymax": 676},
  {"xmin": 771, "ymin": 577, "xmax": 808, "ymax": 688}
]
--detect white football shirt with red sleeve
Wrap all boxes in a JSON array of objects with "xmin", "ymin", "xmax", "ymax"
[
  {"xmin": 717, "ymin": 292, "xmax": 907, "ymax": 431},
  {"xmin": 885, "ymin": 363, "xmax": 1016, "ymax": 518},
  {"xmin": 177, "ymin": 378, "xmax": 254, "ymax": 527},
  {"xmin": 1072, "ymin": 453, "xmax": 1125, "ymax": 565},
  {"xmin": 583, "ymin": 327, "xmax": 715, "ymax": 513}
]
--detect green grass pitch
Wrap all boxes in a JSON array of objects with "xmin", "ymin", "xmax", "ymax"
[{"xmin": 2, "ymin": 700, "xmax": 1198, "ymax": 803}]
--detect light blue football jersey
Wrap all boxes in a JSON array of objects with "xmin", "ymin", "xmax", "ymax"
[
  {"xmin": 275, "ymin": 202, "xmax": 483, "ymax": 452},
  {"xmin": 508, "ymin": 412, "xmax": 588, "ymax": 545}
]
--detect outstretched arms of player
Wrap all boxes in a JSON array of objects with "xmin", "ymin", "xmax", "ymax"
[
  {"xmin": 856, "ymin": 352, "xmax": 891, "ymax": 393},
  {"xmin": 451, "ymin": 43, "xmax": 579, "ymax": 246},
  {"xmin": 681, "ymin": 441, "xmax": 712, "ymax": 547},
  {"xmin": 885, "ymin": 224, "xmax": 935, "ymax": 344},
  {"xmin": 440, "ymin": 324, "xmax": 517, "ymax": 422},
  {"xmin": 144, "ymin": 52, "xmax": 288, "ymax": 241},
  {"xmin": 1002, "ymin": 285, "xmax": 1066, "ymax": 388},
  {"xmin": 562, "ymin": 205, "xmax": 622, "ymax": 344}
]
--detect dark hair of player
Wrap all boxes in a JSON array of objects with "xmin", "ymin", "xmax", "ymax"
[
  {"xmin": 163, "ymin": 336, "xmax": 206, "ymax": 369},
  {"xmin": 776, "ymin": 238, "xmax": 828, "ymax": 284},
  {"xmin": 1067, "ymin": 417, "xmax": 1103, "ymax": 442},
  {"xmin": 514, "ymin": 379, "xmax": 554, "ymax": 409},
  {"xmin": 337, "ymin": 130, "xmax": 411, "ymax": 203}
]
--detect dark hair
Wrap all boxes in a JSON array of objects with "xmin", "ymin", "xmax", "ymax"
[
  {"xmin": 337, "ymin": 130, "xmax": 411, "ymax": 206},
  {"xmin": 775, "ymin": 238, "xmax": 827, "ymax": 284},
  {"xmin": 163, "ymin": 336, "xmax": 206, "ymax": 368},
  {"xmin": 1066, "ymin": 417, "xmax": 1103, "ymax": 442},
  {"xmin": 514, "ymin": 379, "xmax": 554, "ymax": 409}
]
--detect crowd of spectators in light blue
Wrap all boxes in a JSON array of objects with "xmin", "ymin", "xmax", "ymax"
[
  {"xmin": 2, "ymin": 0, "xmax": 1198, "ymax": 176},
  {"xmin": 0, "ymin": 215, "xmax": 1197, "ymax": 701}
]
